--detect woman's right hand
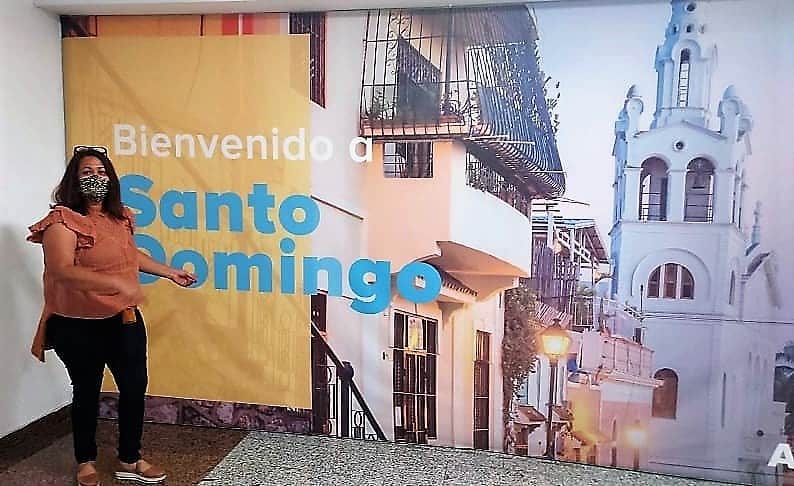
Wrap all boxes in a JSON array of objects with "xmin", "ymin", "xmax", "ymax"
[{"xmin": 115, "ymin": 278, "xmax": 146, "ymax": 305}]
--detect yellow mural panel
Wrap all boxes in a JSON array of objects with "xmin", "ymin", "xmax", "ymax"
[{"xmin": 62, "ymin": 35, "xmax": 312, "ymax": 408}]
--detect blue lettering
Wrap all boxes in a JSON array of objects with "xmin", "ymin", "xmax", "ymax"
[
  {"xmin": 349, "ymin": 259, "xmax": 391, "ymax": 314},
  {"xmin": 206, "ymin": 192, "xmax": 244, "ymax": 232},
  {"xmin": 247, "ymin": 184, "xmax": 276, "ymax": 234},
  {"xmin": 161, "ymin": 190, "xmax": 198, "ymax": 230},
  {"xmin": 171, "ymin": 250, "xmax": 209, "ymax": 288},
  {"xmin": 214, "ymin": 252, "xmax": 272, "ymax": 292},
  {"xmin": 120, "ymin": 174, "xmax": 156, "ymax": 227},
  {"xmin": 121, "ymin": 173, "xmax": 445, "ymax": 308},
  {"xmin": 280, "ymin": 238, "xmax": 296, "ymax": 294},
  {"xmin": 397, "ymin": 262, "xmax": 442, "ymax": 304},
  {"xmin": 279, "ymin": 194, "xmax": 320, "ymax": 236},
  {"xmin": 303, "ymin": 257, "xmax": 343, "ymax": 296}
]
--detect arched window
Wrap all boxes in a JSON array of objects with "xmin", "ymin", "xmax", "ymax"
[
  {"xmin": 728, "ymin": 271, "xmax": 736, "ymax": 305},
  {"xmin": 652, "ymin": 368, "xmax": 679, "ymax": 419},
  {"xmin": 678, "ymin": 49, "xmax": 691, "ymax": 107},
  {"xmin": 639, "ymin": 158, "xmax": 668, "ymax": 221},
  {"xmin": 647, "ymin": 263, "xmax": 694, "ymax": 299},
  {"xmin": 685, "ymin": 158, "xmax": 715, "ymax": 222}
]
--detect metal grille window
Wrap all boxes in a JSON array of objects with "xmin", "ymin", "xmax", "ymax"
[
  {"xmin": 383, "ymin": 142, "xmax": 433, "ymax": 178},
  {"xmin": 638, "ymin": 158, "xmax": 668, "ymax": 221},
  {"xmin": 473, "ymin": 331, "xmax": 491, "ymax": 450},
  {"xmin": 393, "ymin": 312, "xmax": 438, "ymax": 444},
  {"xmin": 359, "ymin": 8, "xmax": 565, "ymax": 198},
  {"xmin": 663, "ymin": 263, "xmax": 678, "ymax": 298},
  {"xmin": 678, "ymin": 49, "xmax": 691, "ymax": 107},
  {"xmin": 684, "ymin": 158, "xmax": 715, "ymax": 223},
  {"xmin": 289, "ymin": 13, "xmax": 326, "ymax": 107},
  {"xmin": 647, "ymin": 264, "xmax": 694, "ymax": 300},
  {"xmin": 396, "ymin": 38, "xmax": 442, "ymax": 123}
]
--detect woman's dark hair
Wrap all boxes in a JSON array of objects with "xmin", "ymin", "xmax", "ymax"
[{"xmin": 53, "ymin": 148, "xmax": 126, "ymax": 220}]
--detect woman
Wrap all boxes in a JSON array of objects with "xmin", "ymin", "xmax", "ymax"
[{"xmin": 27, "ymin": 146, "xmax": 196, "ymax": 486}]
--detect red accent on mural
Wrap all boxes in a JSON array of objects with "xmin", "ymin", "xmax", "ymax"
[{"xmin": 221, "ymin": 14, "xmax": 238, "ymax": 35}]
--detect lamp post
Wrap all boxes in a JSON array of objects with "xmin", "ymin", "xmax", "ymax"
[
  {"xmin": 539, "ymin": 318, "xmax": 572, "ymax": 459},
  {"xmin": 625, "ymin": 420, "xmax": 647, "ymax": 471}
]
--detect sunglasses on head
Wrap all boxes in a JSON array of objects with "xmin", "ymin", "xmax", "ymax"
[{"xmin": 73, "ymin": 145, "xmax": 109, "ymax": 156}]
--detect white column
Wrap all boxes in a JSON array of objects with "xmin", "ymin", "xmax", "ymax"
[
  {"xmin": 623, "ymin": 168, "xmax": 641, "ymax": 222},
  {"xmin": 712, "ymin": 170, "xmax": 733, "ymax": 224},
  {"xmin": 667, "ymin": 169, "xmax": 686, "ymax": 222}
]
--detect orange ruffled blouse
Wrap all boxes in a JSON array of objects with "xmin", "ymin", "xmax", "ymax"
[{"xmin": 27, "ymin": 205, "xmax": 142, "ymax": 362}]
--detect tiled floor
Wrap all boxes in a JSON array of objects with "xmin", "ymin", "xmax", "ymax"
[
  {"xmin": 200, "ymin": 432, "xmax": 735, "ymax": 486},
  {"xmin": 0, "ymin": 420, "xmax": 245, "ymax": 486},
  {"xmin": 1, "ymin": 421, "xmax": 735, "ymax": 486}
]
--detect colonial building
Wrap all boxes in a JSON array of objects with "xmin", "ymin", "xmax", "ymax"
[
  {"xmin": 609, "ymin": 1, "xmax": 787, "ymax": 483},
  {"xmin": 515, "ymin": 207, "xmax": 658, "ymax": 469}
]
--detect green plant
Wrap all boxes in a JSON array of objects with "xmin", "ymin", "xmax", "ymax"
[
  {"xmin": 542, "ymin": 74, "xmax": 561, "ymax": 135},
  {"xmin": 502, "ymin": 279, "xmax": 541, "ymax": 453}
]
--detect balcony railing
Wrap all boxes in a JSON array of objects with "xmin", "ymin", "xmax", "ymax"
[
  {"xmin": 594, "ymin": 297, "xmax": 643, "ymax": 341},
  {"xmin": 639, "ymin": 202, "xmax": 667, "ymax": 221},
  {"xmin": 466, "ymin": 152, "xmax": 530, "ymax": 216},
  {"xmin": 684, "ymin": 194, "xmax": 714, "ymax": 222},
  {"xmin": 528, "ymin": 240, "xmax": 579, "ymax": 314},
  {"xmin": 310, "ymin": 321, "xmax": 386, "ymax": 440},
  {"xmin": 601, "ymin": 337, "xmax": 653, "ymax": 378},
  {"xmin": 360, "ymin": 6, "xmax": 565, "ymax": 198}
]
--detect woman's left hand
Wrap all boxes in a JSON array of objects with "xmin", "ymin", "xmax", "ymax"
[{"xmin": 168, "ymin": 269, "xmax": 197, "ymax": 287}]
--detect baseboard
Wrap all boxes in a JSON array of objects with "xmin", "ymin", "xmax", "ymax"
[{"xmin": 0, "ymin": 405, "xmax": 71, "ymax": 471}]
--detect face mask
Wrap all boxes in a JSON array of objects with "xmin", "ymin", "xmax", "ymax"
[{"xmin": 79, "ymin": 174, "xmax": 110, "ymax": 202}]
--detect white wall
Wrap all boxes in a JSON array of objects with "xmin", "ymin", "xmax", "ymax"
[{"xmin": 0, "ymin": 0, "xmax": 71, "ymax": 438}]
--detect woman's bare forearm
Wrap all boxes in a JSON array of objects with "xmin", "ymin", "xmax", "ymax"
[
  {"xmin": 51, "ymin": 265, "xmax": 123, "ymax": 293},
  {"xmin": 137, "ymin": 250, "xmax": 174, "ymax": 278}
]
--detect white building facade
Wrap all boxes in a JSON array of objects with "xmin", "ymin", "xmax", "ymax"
[{"xmin": 610, "ymin": 0, "xmax": 785, "ymax": 483}]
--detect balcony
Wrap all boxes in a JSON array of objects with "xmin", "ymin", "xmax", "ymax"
[
  {"xmin": 600, "ymin": 336, "xmax": 653, "ymax": 379},
  {"xmin": 573, "ymin": 330, "xmax": 654, "ymax": 382},
  {"xmin": 359, "ymin": 6, "xmax": 564, "ymax": 199},
  {"xmin": 594, "ymin": 297, "xmax": 643, "ymax": 341},
  {"xmin": 362, "ymin": 140, "xmax": 532, "ymax": 299},
  {"xmin": 466, "ymin": 151, "xmax": 530, "ymax": 216},
  {"xmin": 527, "ymin": 240, "xmax": 579, "ymax": 314}
]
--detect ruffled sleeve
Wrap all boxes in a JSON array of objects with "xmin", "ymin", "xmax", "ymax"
[{"xmin": 27, "ymin": 206, "xmax": 96, "ymax": 249}]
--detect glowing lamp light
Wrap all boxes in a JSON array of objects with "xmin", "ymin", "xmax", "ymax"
[
  {"xmin": 539, "ymin": 319, "xmax": 572, "ymax": 361},
  {"xmin": 626, "ymin": 422, "xmax": 648, "ymax": 448}
]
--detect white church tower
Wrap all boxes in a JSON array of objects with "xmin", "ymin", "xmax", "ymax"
[{"xmin": 610, "ymin": 1, "xmax": 779, "ymax": 483}]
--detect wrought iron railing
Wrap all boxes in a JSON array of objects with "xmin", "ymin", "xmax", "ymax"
[
  {"xmin": 528, "ymin": 240, "xmax": 579, "ymax": 315},
  {"xmin": 594, "ymin": 297, "xmax": 643, "ymax": 342},
  {"xmin": 684, "ymin": 194, "xmax": 714, "ymax": 222},
  {"xmin": 360, "ymin": 7, "xmax": 564, "ymax": 198},
  {"xmin": 466, "ymin": 152, "xmax": 530, "ymax": 216},
  {"xmin": 639, "ymin": 191, "xmax": 667, "ymax": 221},
  {"xmin": 310, "ymin": 321, "xmax": 386, "ymax": 440}
]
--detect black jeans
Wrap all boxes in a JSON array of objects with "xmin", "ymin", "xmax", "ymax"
[{"xmin": 47, "ymin": 310, "xmax": 148, "ymax": 464}]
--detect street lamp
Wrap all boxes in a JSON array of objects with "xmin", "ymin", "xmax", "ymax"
[
  {"xmin": 625, "ymin": 420, "xmax": 647, "ymax": 471},
  {"xmin": 538, "ymin": 318, "xmax": 572, "ymax": 459}
]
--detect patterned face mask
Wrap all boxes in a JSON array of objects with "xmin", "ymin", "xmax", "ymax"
[{"xmin": 79, "ymin": 174, "xmax": 110, "ymax": 202}]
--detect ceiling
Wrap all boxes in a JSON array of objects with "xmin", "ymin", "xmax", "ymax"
[{"xmin": 34, "ymin": 0, "xmax": 592, "ymax": 15}]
